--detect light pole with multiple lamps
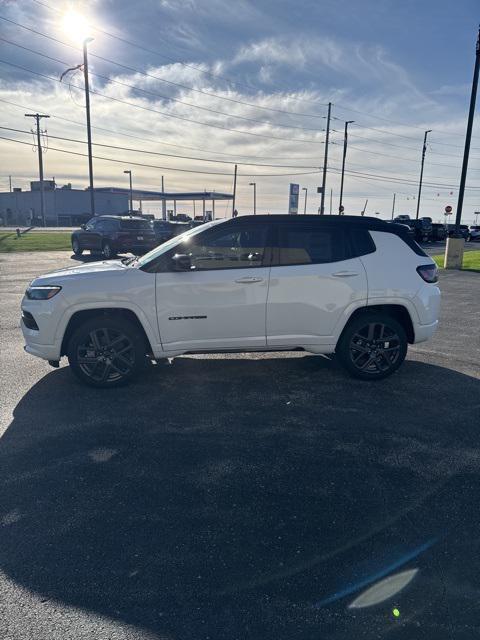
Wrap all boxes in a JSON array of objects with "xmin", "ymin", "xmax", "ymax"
[
  {"xmin": 249, "ymin": 182, "xmax": 257, "ymax": 215},
  {"xmin": 124, "ymin": 170, "xmax": 133, "ymax": 212}
]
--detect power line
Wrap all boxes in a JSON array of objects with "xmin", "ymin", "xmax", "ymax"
[
  {"xmin": 0, "ymin": 126, "xmax": 320, "ymax": 169},
  {"xmin": 0, "ymin": 14, "xmax": 326, "ymax": 119},
  {"xmin": 0, "ymin": 58, "xmax": 328, "ymax": 145},
  {"xmin": 30, "ymin": 0, "xmax": 328, "ymax": 110},
  {"xmin": 0, "ymin": 37, "xmax": 326, "ymax": 133},
  {"xmin": 0, "ymin": 97, "xmax": 324, "ymax": 161},
  {"xmin": 0, "ymin": 133, "xmax": 323, "ymax": 177}
]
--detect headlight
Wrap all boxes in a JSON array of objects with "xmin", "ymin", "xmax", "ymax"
[{"xmin": 25, "ymin": 285, "xmax": 62, "ymax": 300}]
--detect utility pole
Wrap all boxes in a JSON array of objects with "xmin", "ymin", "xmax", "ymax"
[
  {"xmin": 361, "ymin": 199, "xmax": 368, "ymax": 216},
  {"xmin": 302, "ymin": 187, "xmax": 308, "ymax": 214},
  {"xmin": 25, "ymin": 113, "xmax": 50, "ymax": 227},
  {"xmin": 9, "ymin": 175, "xmax": 12, "ymax": 192},
  {"xmin": 445, "ymin": 27, "xmax": 480, "ymax": 268},
  {"xmin": 83, "ymin": 37, "xmax": 95, "ymax": 216},
  {"xmin": 391, "ymin": 193, "xmax": 396, "ymax": 220},
  {"xmin": 320, "ymin": 102, "xmax": 332, "ymax": 215},
  {"xmin": 124, "ymin": 170, "xmax": 133, "ymax": 212},
  {"xmin": 329, "ymin": 188, "xmax": 333, "ymax": 215},
  {"xmin": 249, "ymin": 181, "xmax": 256, "ymax": 215},
  {"xmin": 416, "ymin": 129, "xmax": 432, "ymax": 220},
  {"xmin": 232, "ymin": 164, "xmax": 237, "ymax": 217},
  {"xmin": 339, "ymin": 120, "xmax": 354, "ymax": 214}
]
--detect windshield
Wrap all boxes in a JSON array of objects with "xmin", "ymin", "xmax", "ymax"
[{"xmin": 135, "ymin": 219, "xmax": 223, "ymax": 267}]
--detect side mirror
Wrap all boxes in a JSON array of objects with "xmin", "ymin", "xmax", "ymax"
[
  {"xmin": 80, "ymin": 224, "xmax": 87, "ymax": 230},
  {"xmin": 171, "ymin": 253, "xmax": 192, "ymax": 271}
]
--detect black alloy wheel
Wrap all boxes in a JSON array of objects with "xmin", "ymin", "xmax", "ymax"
[
  {"xmin": 337, "ymin": 312, "xmax": 407, "ymax": 380},
  {"xmin": 67, "ymin": 317, "xmax": 146, "ymax": 387}
]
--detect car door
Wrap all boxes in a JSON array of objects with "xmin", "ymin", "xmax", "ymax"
[
  {"xmin": 154, "ymin": 221, "xmax": 271, "ymax": 351},
  {"xmin": 266, "ymin": 222, "xmax": 368, "ymax": 348}
]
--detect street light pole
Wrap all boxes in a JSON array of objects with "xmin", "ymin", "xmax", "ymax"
[
  {"xmin": 391, "ymin": 193, "xmax": 396, "ymax": 220},
  {"xmin": 83, "ymin": 37, "xmax": 95, "ymax": 216},
  {"xmin": 249, "ymin": 182, "xmax": 256, "ymax": 215},
  {"xmin": 415, "ymin": 129, "xmax": 432, "ymax": 220},
  {"xmin": 124, "ymin": 170, "xmax": 133, "ymax": 212},
  {"xmin": 302, "ymin": 187, "xmax": 308, "ymax": 214},
  {"xmin": 339, "ymin": 120, "xmax": 354, "ymax": 214}
]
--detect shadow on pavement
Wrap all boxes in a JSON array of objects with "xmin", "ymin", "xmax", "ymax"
[{"xmin": 1, "ymin": 356, "xmax": 479, "ymax": 639}]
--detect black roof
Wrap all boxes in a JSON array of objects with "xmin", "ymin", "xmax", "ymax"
[{"xmin": 226, "ymin": 214, "xmax": 400, "ymax": 230}]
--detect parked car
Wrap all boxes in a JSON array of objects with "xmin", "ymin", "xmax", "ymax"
[
  {"xmin": 22, "ymin": 215, "xmax": 440, "ymax": 387},
  {"xmin": 170, "ymin": 214, "xmax": 192, "ymax": 223},
  {"xmin": 71, "ymin": 216, "xmax": 158, "ymax": 259},
  {"xmin": 430, "ymin": 223, "xmax": 446, "ymax": 242},
  {"xmin": 393, "ymin": 216, "xmax": 432, "ymax": 242},
  {"xmin": 152, "ymin": 220, "xmax": 175, "ymax": 244},
  {"xmin": 388, "ymin": 221, "xmax": 414, "ymax": 237},
  {"xmin": 468, "ymin": 225, "xmax": 480, "ymax": 242},
  {"xmin": 446, "ymin": 224, "xmax": 470, "ymax": 240}
]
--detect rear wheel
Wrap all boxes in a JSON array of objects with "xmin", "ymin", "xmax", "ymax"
[
  {"xmin": 67, "ymin": 316, "xmax": 146, "ymax": 387},
  {"xmin": 336, "ymin": 312, "xmax": 407, "ymax": 380},
  {"xmin": 72, "ymin": 238, "xmax": 83, "ymax": 256},
  {"xmin": 102, "ymin": 241, "xmax": 115, "ymax": 259}
]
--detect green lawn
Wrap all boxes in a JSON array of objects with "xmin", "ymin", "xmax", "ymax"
[
  {"xmin": 0, "ymin": 231, "xmax": 72, "ymax": 252},
  {"xmin": 433, "ymin": 249, "xmax": 480, "ymax": 272}
]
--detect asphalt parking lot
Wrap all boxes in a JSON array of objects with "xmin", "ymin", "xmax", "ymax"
[{"xmin": 0, "ymin": 251, "xmax": 479, "ymax": 640}]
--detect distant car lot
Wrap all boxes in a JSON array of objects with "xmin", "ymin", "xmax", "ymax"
[{"xmin": 0, "ymin": 250, "xmax": 479, "ymax": 640}]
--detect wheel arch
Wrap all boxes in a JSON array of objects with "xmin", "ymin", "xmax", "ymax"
[
  {"xmin": 60, "ymin": 308, "xmax": 154, "ymax": 356},
  {"xmin": 338, "ymin": 303, "xmax": 415, "ymax": 346}
]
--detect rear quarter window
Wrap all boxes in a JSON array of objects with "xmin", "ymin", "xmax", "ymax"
[{"xmin": 348, "ymin": 228, "xmax": 376, "ymax": 257}]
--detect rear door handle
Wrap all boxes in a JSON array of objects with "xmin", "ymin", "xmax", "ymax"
[
  {"xmin": 235, "ymin": 276, "xmax": 264, "ymax": 283},
  {"xmin": 331, "ymin": 271, "xmax": 359, "ymax": 277}
]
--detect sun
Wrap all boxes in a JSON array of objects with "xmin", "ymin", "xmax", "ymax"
[{"xmin": 61, "ymin": 10, "xmax": 91, "ymax": 43}]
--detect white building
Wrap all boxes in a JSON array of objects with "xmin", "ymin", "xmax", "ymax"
[{"xmin": 0, "ymin": 181, "xmax": 129, "ymax": 226}]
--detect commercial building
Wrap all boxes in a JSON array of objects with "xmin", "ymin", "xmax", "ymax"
[{"xmin": 0, "ymin": 182, "xmax": 234, "ymax": 226}]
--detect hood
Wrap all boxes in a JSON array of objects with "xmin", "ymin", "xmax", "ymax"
[{"xmin": 32, "ymin": 259, "xmax": 128, "ymax": 285}]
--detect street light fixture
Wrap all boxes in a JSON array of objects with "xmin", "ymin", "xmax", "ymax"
[
  {"xmin": 302, "ymin": 187, "xmax": 308, "ymax": 214},
  {"xmin": 249, "ymin": 182, "xmax": 257, "ymax": 215},
  {"xmin": 124, "ymin": 170, "xmax": 133, "ymax": 213}
]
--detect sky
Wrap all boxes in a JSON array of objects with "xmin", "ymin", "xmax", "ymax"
[{"xmin": 0, "ymin": 0, "xmax": 479, "ymax": 221}]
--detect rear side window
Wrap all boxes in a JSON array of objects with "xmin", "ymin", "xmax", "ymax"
[
  {"xmin": 348, "ymin": 228, "xmax": 376, "ymax": 257},
  {"xmin": 276, "ymin": 226, "xmax": 346, "ymax": 265},
  {"xmin": 120, "ymin": 219, "xmax": 151, "ymax": 230}
]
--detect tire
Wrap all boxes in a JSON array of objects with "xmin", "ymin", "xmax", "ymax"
[
  {"xmin": 101, "ymin": 241, "xmax": 115, "ymax": 260},
  {"xmin": 336, "ymin": 312, "xmax": 408, "ymax": 381},
  {"xmin": 72, "ymin": 238, "xmax": 83, "ymax": 256},
  {"xmin": 67, "ymin": 316, "xmax": 147, "ymax": 388}
]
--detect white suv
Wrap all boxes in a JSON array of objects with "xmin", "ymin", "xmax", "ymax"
[{"xmin": 21, "ymin": 215, "xmax": 440, "ymax": 387}]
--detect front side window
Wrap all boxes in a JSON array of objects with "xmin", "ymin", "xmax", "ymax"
[
  {"xmin": 85, "ymin": 218, "xmax": 97, "ymax": 231},
  {"xmin": 184, "ymin": 225, "xmax": 267, "ymax": 270},
  {"xmin": 276, "ymin": 226, "xmax": 346, "ymax": 265}
]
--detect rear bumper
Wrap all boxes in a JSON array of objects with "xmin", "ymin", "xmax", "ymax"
[{"xmin": 413, "ymin": 320, "xmax": 439, "ymax": 344}]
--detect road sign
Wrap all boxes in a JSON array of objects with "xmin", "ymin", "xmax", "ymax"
[
  {"xmin": 445, "ymin": 205, "xmax": 453, "ymax": 214},
  {"xmin": 288, "ymin": 183, "xmax": 299, "ymax": 214}
]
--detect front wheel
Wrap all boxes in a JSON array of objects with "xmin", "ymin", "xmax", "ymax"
[
  {"xmin": 67, "ymin": 316, "xmax": 146, "ymax": 387},
  {"xmin": 336, "ymin": 312, "xmax": 407, "ymax": 380},
  {"xmin": 72, "ymin": 238, "xmax": 83, "ymax": 255}
]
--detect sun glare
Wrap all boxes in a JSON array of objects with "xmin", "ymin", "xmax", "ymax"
[{"xmin": 62, "ymin": 10, "xmax": 91, "ymax": 43}]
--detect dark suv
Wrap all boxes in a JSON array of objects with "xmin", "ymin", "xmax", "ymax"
[{"xmin": 71, "ymin": 216, "xmax": 158, "ymax": 259}]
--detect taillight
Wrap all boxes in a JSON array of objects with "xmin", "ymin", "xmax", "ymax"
[{"xmin": 417, "ymin": 264, "xmax": 438, "ymax": 283}]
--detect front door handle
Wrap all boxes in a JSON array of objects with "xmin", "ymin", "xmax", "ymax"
[
  {"xmin": 331, "ymin": 271, "xmax": 359, "ymax": 277},
  {"xmin": 235, "ymin": 276, "xmax": 264, "ymax": 283}
]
